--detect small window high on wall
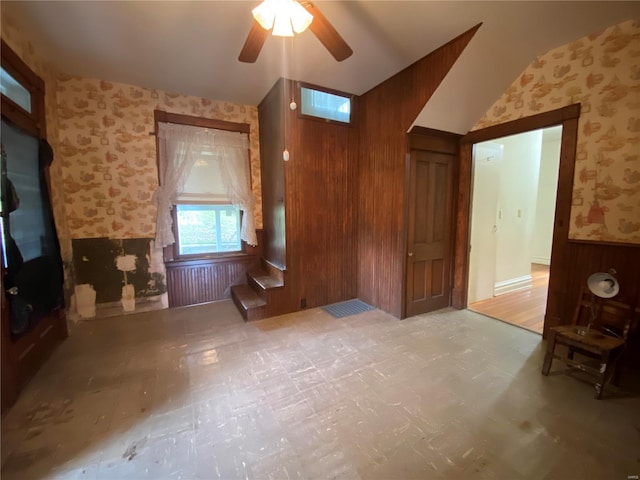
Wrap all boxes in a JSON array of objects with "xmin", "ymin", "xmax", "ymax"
[
  {"xmin": 1, "ymin": 67, "xmax": 31, "ymax": 113},
  {"xmin": 299, "ymin": 83, "xmax": 353, "ymax": 124},
  {"xmin": 153, "ymin": 112, "xmax": 257, "ymax": 260}
]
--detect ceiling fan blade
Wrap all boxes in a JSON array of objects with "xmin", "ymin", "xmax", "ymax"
[
  {"xmin": 239, "ymin": 19, "xmax": 270, "ymax": 63},
  {"xmin": 300, "ymin": 1, "xmax": 353, "ymax": 62}
]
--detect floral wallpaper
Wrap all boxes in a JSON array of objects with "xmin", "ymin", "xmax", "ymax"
[
  {"xmin": 56, "ymin": 76, "xmax": 262, "ymax": 239},
  {"xmin": 474, "ymin": 19, "xmax": 640, "ymax": 244},
  {"xmin": 2, "ymin": 11, "xmax": 263, "ymax": 317}
]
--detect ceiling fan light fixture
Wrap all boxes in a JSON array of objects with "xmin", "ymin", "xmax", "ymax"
[
  {"xmin": 252, "ymin": 0, "xmax": 276, "ymax": 30},
  {"xmin": 252, "ymin": 0, "xmax": 313, "ymax": 37},
  {"xmin": 290, "ymin": 1, "xmax": 313, "ymax": 33},
  {"xmin": 272, "ymin": 12, "xmax": 294, "ymax": 37},
  {"xmin": 240, "ymin": 0, "xmax": 351, "ymax": 63}
]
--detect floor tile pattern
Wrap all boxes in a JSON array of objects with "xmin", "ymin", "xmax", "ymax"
[{"xmin": 2, "ymin": 301, "xmax": 638, "ymax": 479}]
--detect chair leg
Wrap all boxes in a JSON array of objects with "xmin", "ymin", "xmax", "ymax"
[
  {"xmin": 612, "ymin": 349, "xmax": 625, "ymax": 386},
  {"xmin": 542, "ymin": 331, "xmax": 557, "ymax": 376},
  {"xmin": 595, "ymin": 350, "xmax": 611, "ymax": 400},
  {"xmin": 567, "ymin": 348, "xmax": 574, "ymax": 361}
]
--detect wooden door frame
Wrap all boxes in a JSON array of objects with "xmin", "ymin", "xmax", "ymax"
[
  {"xmin": 402, "ymin": 127, "xmax": 461, "ymax": 318},
  {"xmin": 452, "ymin": 104, "xmax": 580, "ymax": 337}
]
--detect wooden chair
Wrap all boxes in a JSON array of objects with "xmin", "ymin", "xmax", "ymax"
[{"xmin": 541, "ymin": 287, "xmax": 634, "ymax": 399}]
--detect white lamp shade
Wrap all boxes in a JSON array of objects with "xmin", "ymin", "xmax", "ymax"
[
  {"xmin": 587, "ymin": 272, "xmax": 620, "ymax": 298},
  {"xmin": 290, "ymin": 1, "xmax": 313, "ymax": 33},
  {"xmin": 252, "ymin": 0, "xmax": 313, "ymax": 36},
  {"xmin": 272, "ymin": 13, "xmax": 294, "ymax": 36},
  {"xmin": 252, "ymin": 1, "xmax": 276, "ymax": 30}
]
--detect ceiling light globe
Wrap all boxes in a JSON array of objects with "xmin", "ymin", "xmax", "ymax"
[
  {"xmin": 272, "ymin": 13, "xmax": 294, "ymax": 37},
  {"xmin": 252, "ymin": 1, "xmax": 276, "ymax": 30},
  {"xmin": 290, "ymin": 2, "xmax": 313, "ymax": 33}
]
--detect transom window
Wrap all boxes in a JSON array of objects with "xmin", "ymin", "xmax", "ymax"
[
  {"xmin": 1, "ymin": 67, "xmax": 31, "ymax": 113},
  {"xmin": 299, "ymin": 84, "xmax": 352, "ymax": 124}
]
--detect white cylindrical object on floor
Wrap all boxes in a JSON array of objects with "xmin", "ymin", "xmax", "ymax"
[{"xmin": 122, "ymin": 284, "xmax": 135, "ymax": 311}]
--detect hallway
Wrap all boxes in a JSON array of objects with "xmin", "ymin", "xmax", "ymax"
[{"xmin": 469, "ymin": 263, "xmax": 549, "ymax": 334}]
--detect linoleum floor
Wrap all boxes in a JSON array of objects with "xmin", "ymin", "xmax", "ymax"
[{"xmin": 1, "ymin": 300, "xmax": 638, "ymax": 479}]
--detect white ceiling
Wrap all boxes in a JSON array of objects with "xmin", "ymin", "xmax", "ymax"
[{"xmin": 3, "ymin": 1, "xmax": 639, "ymax": 133}]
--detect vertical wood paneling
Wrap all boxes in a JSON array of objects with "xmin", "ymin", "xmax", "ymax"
[
  {"xmin": 358, "ymin": 24, "xmax": 481, "ymax": 318},
  {"xmin": 553, "ymin": 241, "xmax": 640, "ymax": 365},
  {"xmin": 285, "ymin": 96, "xmax": 358, "ymax": 311},
  {"xmin": 257, "ymin": 79, "xmax": 358, "ymax": 316},
  {"xmin": 452, "ymin": 143, "xmax": 472, "ymax": 308},
  {"xmin": 258, "ymin": 78, "xmax": 287, "ymax": 268},
  {"xmin": 166, "ymin": 256, "xmax": 258, "ymax": 307},
  {"xmin": 257, "ymin": 26, "xmax": 480, "ymax": 319}
]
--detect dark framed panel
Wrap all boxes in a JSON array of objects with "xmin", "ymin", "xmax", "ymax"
[
  {"xmin": 0, "ymin": 39, "xmax": 46, "ymax": 138},
  {"xmin": 1, "ymin": 39, "xmax": 67, "ymax": 413}
]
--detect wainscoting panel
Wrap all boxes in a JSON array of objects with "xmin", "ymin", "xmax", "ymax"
[{"xmin": 165, "ymin": 255, "xmax": 259, "ymax": 308}]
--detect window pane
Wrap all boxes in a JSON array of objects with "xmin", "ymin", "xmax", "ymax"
[
  {"xmin": 176, "ymin": 204, "xmax": 241, "ymax": 255},
  {"xmin": 1, "ymin": 119, "xmax": 49, "ymax": 262},
  {"xmin": 1, "ymin": 67, "xmax": 31, "ymax": 113},
  {"xmin": 301, "ymin": 87, "xmax": 350, "ymax": 123}
]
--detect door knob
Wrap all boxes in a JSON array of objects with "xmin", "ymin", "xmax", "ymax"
[
  {"xmin": 6, "ymin": 286, "xmax": 18, "ymax": 295},
  {"xmin": 408, "ymin": 252, "xmax": 413, "ymax": 257}
]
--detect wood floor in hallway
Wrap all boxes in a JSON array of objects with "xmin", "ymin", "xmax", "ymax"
[{"xmin": 469, "ymin": 263, "xmax": 549, "ymax": 334}]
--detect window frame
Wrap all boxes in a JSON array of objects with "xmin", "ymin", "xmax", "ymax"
[
  {"xmin": 1, "ymin": 39, "xmax": 46, "ymax": 139},
  {"xmin": 153, "ymin": 110, "xmax": 251, "ymax": 262},
  {"xmin": 296, "ymin": 81, "xmax": 356, "ymax": 126},
  {"xmin": 172, "ymin": 203, "xmax": 243, "ymax": 258}
]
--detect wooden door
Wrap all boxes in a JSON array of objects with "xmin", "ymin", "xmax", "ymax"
[{"xmin": 405, "ymin": 148, "xmax": 454, "ymax": 317}]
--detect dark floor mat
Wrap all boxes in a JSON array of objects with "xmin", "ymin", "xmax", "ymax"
[{"xmin": 322, "ymin": 299, "xmax": 374, "ymax": 318}]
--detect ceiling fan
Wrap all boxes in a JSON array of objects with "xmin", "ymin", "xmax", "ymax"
[{"xmin": 238, "ymin": 0, "xmax": 353, "ymax": 63}]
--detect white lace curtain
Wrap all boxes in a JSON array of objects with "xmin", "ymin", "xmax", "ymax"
[{"xmin": 153, "ymin": 122, "xmax": 257, "ymax": 247}]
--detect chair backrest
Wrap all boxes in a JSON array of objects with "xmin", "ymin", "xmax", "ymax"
[{"xmin": 572, "ymin": 286, "xmax": 634, "ymax": 340}]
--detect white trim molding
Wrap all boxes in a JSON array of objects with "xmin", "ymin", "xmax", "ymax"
[{"xmin": 494, "ymin": 275, "xmax": 532, "ymax": 296}]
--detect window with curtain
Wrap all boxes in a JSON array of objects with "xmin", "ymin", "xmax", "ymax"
[{"xmin": 153, "ymin": 119, "xmax": 257, "ymax": 258}]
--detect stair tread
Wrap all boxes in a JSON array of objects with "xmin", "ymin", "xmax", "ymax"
[
  {"xmin": 231, "ymin": 284, "xmax": 266, "ymax": 309},
  {"xmin": 249, "ymin": 269, "xmax": 284, "ymax": 290}
]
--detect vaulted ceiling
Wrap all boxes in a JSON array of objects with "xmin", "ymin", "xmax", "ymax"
[{"xmin": 3, "ymin": 1, "xmax": 639, "ymax": 133}]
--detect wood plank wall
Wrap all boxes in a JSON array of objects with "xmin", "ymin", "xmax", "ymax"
[
  {"xmin": 258, "ymin": 79, "xmax": 358, "ymax": 316},
  {"xmin": 285, "ymin": 91, "xmax": 358, "ymax": 311},
  {"xmin": 165, "ymin": 231, "xmax": 263, "ymax": 307},
  {"xmin": 258, "ymin": 79, "xmax": 287, "ymax": 268},
  {"xmin": 357, "ymin": 24, "xmax": 481, "ymax": 318},
  {"xmin": 165, "ymin": 255, "xmax": 259, "ymax": 307}
]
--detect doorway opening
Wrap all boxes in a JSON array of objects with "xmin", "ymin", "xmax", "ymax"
[{"xmin": 467, "ymin": 126, "xmax": 562, "ymax": 334}]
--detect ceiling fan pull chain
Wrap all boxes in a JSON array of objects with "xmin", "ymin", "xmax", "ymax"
[{"xmin": 289, "ymin": 37, "xmax": 298, "ymax": 110}]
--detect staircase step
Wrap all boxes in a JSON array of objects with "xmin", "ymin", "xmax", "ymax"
[
  {"xmin": 231, "ymin": 284, "xmax": 266, "ymax": 322},
  {"xmin": 248, "ymin": 269, "xmax": 284, "ymax": 291}
]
